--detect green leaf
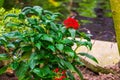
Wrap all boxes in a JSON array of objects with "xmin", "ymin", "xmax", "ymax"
[
  {"xmin": 22, "ymin": 6, "xmax": 32, "ymax": 12},
  {"xmin": 47, "ymin": 45, "xmax": 55, "ymax": 52},
  {"xmin": 79, "ymin": 52, "xmax": 98, "ymax": 63},
  {"xmin": 61, "ymin": 38, "xmax": 73, "ymax": 46},
  {"xmin": 50, "ymin": 22, "xmax": 58, "ymax": 31},
  {"xmin": 76, "ymin": 41, "xmax": 92, "ymax": 50},
  {"xmin": 21, "ymin": 51, "xmax": 32, "ymax": 60},
  {"xmin": 7, "ymin": 43, "xmax": 15, "ymax": 48},
  {"xmin": 78, "ymin": 32, "xmax": 91, "ymax": 41},
  {"xmin": 41, "ymin": 34, "xmax": 53, "ymax": 43},
  {"xmin": 76, "ymin": 61, "xmax": 85, "ymax": 66},
  {"xmin": 0, "ymin": 66, "xmax": 8, "ymax": 75},
  {"xmin": 10, "ymin": 61, "xmax": 19, "ymax": 70},
  {"xmin": 66, "ymin": 71, "xmax": 75, "ymax": 80},
  {"xmin": 33, "ymin": 25, "xmax": 45, "ymax": 33},
  {"xmin": 4, "ymin": 14, "xmax": 18, "ymax": 20},
  {"xmin": 33, "ymin": 68, "xmax": 43, "ymax": 77},
  {"xmin": 64, "ymin": 46, "xmax": 75, "ymax": 57},
  {"xmin": 3, "ymin": 31, "xmax": 21, "ymax": 39},
  {"xmin": 73, "ymin": 65, "xmax": 83, "ymax": 80},
  {"xmin": 0, "ymin": 53, "xmax": 9, "ymax": 60},
  {"xmin": 16, "ymin": 61, "xmax": 29, "ymax": 80},
  {"xmin": 6, "ymin": 22, "xmax": 20, "ymax": 27},
  {"xmin": 18, "ymin": 13, "xmax": 26, "ymax": 20},
  {"xmin": 68, "ymin": 28, "xmax": 76, "ymax": 39},
  {"xmin": 65, "ymin": 62, "xmax": 75, "ymax": 72},
  {"xmin": 29, "ymin": 53, "xmax": 37, "ymax": 69},
  {"xmin": 35, "ymin": 42, "xmax": 41, "ymax": 50},
  {"xmin": 32, "ymin": 6, "xmax": 43, "ymax": 16},
  {"xmin": 57, "ymin": 32, "xmax": 63, "ymax": 40},
  {"xmin": 0, "ymin": 37, "xmax": 7, "ymax": 44},
  {"xmin": 56, "ymin": 44, "xmax": 64, "ymax": 51},
  {"xmin": 30, "ymin": 37, "xmax": 34, "ymax": 42},
  {"xmin": 51, "ymin": 13, "xmax": 60, "ymax": 20},
  {"xmin": 74, "ymin": 56, "xmax": 85, "ymax": 66},
  {"xmin": 60, "ymin": 59, "xmax": 75, "ymax": 72},
  {"xmin": 33, "ymin": 66, "xmax": 51, "ymax": 78},
  {"xmin": 85, "ymin": 41, "xmax": 92, "ymax": 50},
  {"xmin": 27, "ymin": 18, "xmax": 37, "ymax": 25},
  {"xmin": 44, "ymin": 10, "xmax": 52, "ymax": 15},
  {"xmin": 21, "ymin": 45, "xmax": 32, "ymax": 52},
  {"xmin": 35, "ymin": 34, "xmax": 43, "ymax": 40},
  {"xmin": 60, "ymin": 27, "xmax": 66, "ymax": 34}
]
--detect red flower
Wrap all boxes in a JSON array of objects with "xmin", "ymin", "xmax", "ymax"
[
  {"xmin": 61, "ymin": 70, "xmax": 66, "ymax": 75},
  {"xmin": 55, "ymin": 76, "xmax": 66, "ymax": 80},
  {"xmin": 59, "ymin": 76, "xmax": 66, "ymax": 80},
  {"xmin": 54, "ymin": 68, "xmax": 59, "ymax": 73},
  {"xmin": 55, "ymin": 78, "xmax": 59, "ymax": 80},
  {"xmin": 63, "ymin": 17, "xmax": 80, "ymax": 30}
]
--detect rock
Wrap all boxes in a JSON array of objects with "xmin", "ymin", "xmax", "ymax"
[
  {"xmin": 73, "ymin": 39, "xmax": 120, "ymax": 74},
  {"xmin": 75, "ymin": 39, "xmax": 120, "ymax": 67}
]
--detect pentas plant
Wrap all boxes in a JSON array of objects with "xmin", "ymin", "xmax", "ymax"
[
  {"xmin": 63, "ymin": 17, "xmax": 79, "ymax": 30},
  {"xmin": 53, "ymin": 68, "xmax": 66, "ymax": 80},
  {"xmin": 0, "ymin": 6, "xmax": 98, "ymax": 80}
]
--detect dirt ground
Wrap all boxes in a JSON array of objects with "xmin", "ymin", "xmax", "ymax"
[
  {"xmin": 79, "ymin": 17, "xmax": 116, "ymax": 42},
  {"xmin": 0, "ymin": 64, "xmax": 120, "ymax": 80},
  {"xmin": 76, "ymin": 63, "xmax": 120, "ymax": 80}
]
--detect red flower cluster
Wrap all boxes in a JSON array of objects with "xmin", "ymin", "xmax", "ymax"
[
  {"xmin": 54, "ymin": 68, "xmax": 59, "ymax": 73},
  {"xmin": 53, "ymin": 68, "xmax": 66, "ymax": 80},
  {"xmin": 63, "ymin": 17, "xmax": 80, "ymax": 30},
  {"xmin": 55, "ymin": 76, "xmax": 66, "ymax": 80}
]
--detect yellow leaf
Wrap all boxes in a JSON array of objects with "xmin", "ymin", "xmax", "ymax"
[{"xmin": 49, "ymin": 0, "xmax": 60, "ymax": 7}]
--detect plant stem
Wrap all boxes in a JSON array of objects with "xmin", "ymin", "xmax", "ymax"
[{"xmin": 74, "ymin": 46, "xmax": 79, "ymax": 52}]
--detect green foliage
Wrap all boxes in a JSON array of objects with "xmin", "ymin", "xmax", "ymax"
[
  {"xmin": 79, "ymin": 52, "xmax": 98, "ymax": 63},
  {"xmin": 0, "ymin": 8, "xmax": 21, "ymax": 35},
  {"xmin": 2, "ymin": 0, "xmax": 112, "ymax": 19},
  {"xmin": 97, "ymin": 0, "xmax": 112, "ymax": 17},
  {"xmin": 0, "ymin": 0, "xmax": 4, "ymax": 7},
  {"xmin": 0, "ymin": 6, "xmax": 98, "ymax": 80},
  {"xmin": 0, "ymin": 65, "xmax": 8, "ymax": 75},
  {"xmin": 0, "ymin": 53, "xmax": 9, "ymax": 60},
  {"xmin": 3, "ymin": 0, "xmax": 16, "ymax": 10},
  {"xmin": 74, "ymin": 0, "xmax": 97, "ymax": 18}
]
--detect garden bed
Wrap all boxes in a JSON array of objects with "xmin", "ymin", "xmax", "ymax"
[
  {"xmin": 0, "ymin": 7, "xmax": 120, "ymax": 80},
  {"xmin": 0, "ymin": 65, "xmax": 120, "ymax": 80}
]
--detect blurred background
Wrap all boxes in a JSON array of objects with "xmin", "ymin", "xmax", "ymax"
[
  {"xmin": 0, "ymin": 0, "xmax": 115, "ymax": 42},
  {"xmin": 0, "ymin": 0, "xmax": 112, "ymax": 18}
]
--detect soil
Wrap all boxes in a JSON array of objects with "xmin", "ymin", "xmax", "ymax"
[
  {"xmin": 0, "ymin": 73, "xmax": 17, "ymax": 80},
  {"xmin": 78, "ymin": 16, "xmax": 116, "ymax": 42},
  {"xmin": 80, "ymin": 17, "xmax": 116, "ymax": 42},
  {"xmin": 74, "ymin": 64, "xmax": 120, "ymax": 80}
]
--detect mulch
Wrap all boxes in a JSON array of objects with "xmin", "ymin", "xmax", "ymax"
[{"xmin": 76, "ymin": 63, "xmax": 120, "ymax": 80}]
